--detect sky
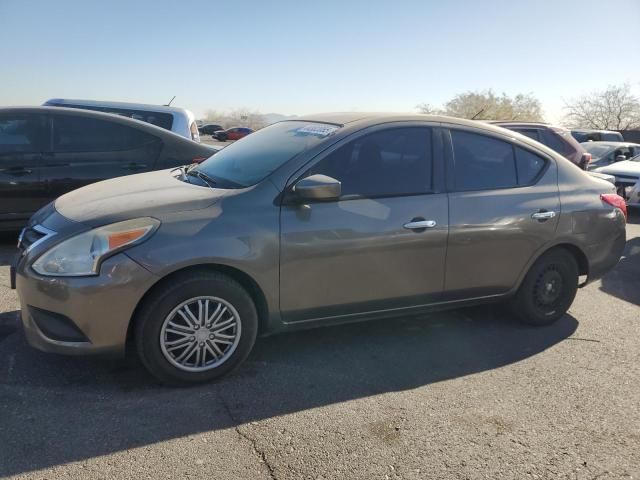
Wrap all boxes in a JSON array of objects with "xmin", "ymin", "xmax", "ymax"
[{"xmin": 2, "ymin": 0, "xmax": 639, "ymax": 122}]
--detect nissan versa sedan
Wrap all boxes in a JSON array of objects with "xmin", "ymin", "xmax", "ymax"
[{"xmin": 13, "ymin": 114, "xmax": 626, "ymax": 386}]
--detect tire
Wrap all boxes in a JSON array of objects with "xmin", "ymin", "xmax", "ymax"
[
  {"xmin": 510, "ymin": 249, "xmax": 578, "ymax": 326},
  {"xmin": 134, "ymin": 271, "xmax": 258, "ymax": 386}
]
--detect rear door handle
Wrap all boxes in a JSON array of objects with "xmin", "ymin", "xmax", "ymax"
[
  {"xmin": 403, "ymin": 220, "xmax": 437, "ymax": 230},
  {"xmin": 531, "ymin": 210, "xmax": 556, "ymax": 221}
]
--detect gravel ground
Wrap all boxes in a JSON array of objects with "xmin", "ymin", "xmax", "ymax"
[{"xmin": 0, "ymin": 214, "xmax": 638, "ymax": 479}]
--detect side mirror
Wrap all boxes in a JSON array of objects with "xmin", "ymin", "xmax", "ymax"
[
  {"xmin": 292, "ymin": 174, "xmax": 341, "ymax": 201},
  {"xmin": 615, "ymin": 155, "xmax": 627, "ymax": 163}
]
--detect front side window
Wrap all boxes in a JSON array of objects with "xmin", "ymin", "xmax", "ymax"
[
  {"xmin": 52, "ymin": 115, "xmax": 158, "ymax": 153},
  {"xmin": 195, "ymin": 121, "xmax": 340, "ymax": 187},
  {"xmin": 0, "ymin": 114, "xmax": 48, "ymax": 154},
  {"xmin": 452, "ymin": 130, "xmax": 517, "ymax": 191},
  {"xmin": 308, "ymin": 127, "xmax": 433, "ymax": 197}
]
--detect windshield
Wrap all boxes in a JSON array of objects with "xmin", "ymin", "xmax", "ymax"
[
  {"xmin": 193, "ymin": 121, "xmax": 340, "ymax": 187},
  {"xmin": 581, "ymin": 143, "xmax": 614, "ymax": 159}
]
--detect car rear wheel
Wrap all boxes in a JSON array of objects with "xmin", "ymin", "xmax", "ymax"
[
  {"xmin": 510, "ymin": 249, "xmax": 578, "ymax": 326},
  {"xmin": 134, "ymin": 271, "xmax": 258, "ymax": 386}
]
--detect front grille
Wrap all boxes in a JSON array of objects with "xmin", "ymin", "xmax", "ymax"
[
  {"xmin": 20, "ymin": 228, "xmax": 46, "ymax": 251},
  {"xmin": 18, "ymin": 225, "xmax": 56, "ymax": 255}
]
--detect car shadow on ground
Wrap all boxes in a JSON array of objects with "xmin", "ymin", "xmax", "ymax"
[
  {"xmin": 0, "ymin": 306, "xmax": 577, "ymax": 476},
  {"xmin": 599, "ymin": 209, "xmax": 640, "ymax": 305}
]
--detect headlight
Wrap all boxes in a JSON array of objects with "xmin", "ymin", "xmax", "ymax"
[{"xmin": 32, "ymin": 218, "xmax": 160, "ymax": 277}]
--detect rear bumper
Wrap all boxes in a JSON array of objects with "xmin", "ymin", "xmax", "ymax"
[{"xmin": 586, "ymin": 228, "xmax": 626, "ymax": 283}]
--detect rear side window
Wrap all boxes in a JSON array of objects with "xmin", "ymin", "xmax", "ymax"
[
  {"xmin": 451, "ymin": 130, "xmax": 516, "ymax": 191},
  {"xmin": 515, "ymin": 147, "xmax": 546, "ymax": 184},
  {"xmin": 542, "ymin": 129, "xmax": 576, "ymax": 157},
  {"xmin": 512, "ymin": 128, "xmax": 541, "ymax": 142},
  {"xmin": 0, "ymin": 114, "xmax": 48, "ymax": 154},
  {"xmin": 52, "ymin": 115, "xmax": 158, "ymax": 153},
  {"xmin": 309, "ymin": 127, "xmax": 433, "ymax": 197}
]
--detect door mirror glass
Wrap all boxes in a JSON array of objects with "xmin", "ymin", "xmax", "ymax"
[
  {"xmin": 615, "ymin": 154, "xmax": 627, "ymax": 163},
  {"xmin": 293, "ymin": 174, "xmax": 341, "ymax": 201}
]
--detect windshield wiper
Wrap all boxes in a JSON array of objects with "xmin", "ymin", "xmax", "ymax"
[{"xmin": 186, "ymin": 169, "xmax": 217, "ymax": 188}]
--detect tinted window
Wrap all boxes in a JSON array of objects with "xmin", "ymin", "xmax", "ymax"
[
  {"xmin": 602, "ymin": 132, "xmax": 624, "ymax": 141},
  {"xmin": 451, "ymin": 130, "xmax": 516, "ymax": 191},
  {"xmin": 541, "ymin": 129, "xmax": 576, "ymax": 157},
  {"xmin": 53, "ymin": 115, "xmax": 158, "ymax": 153},
  {"xmin": 515, "ymin": 147, "xmax": 546, "ymax": 185},
  {"xmin": 49, "ymin": 103, "xmax": 174, "ymax": 130},
  {"xmin": 512, "ymin": 128, "xmax": 540, "ymax": 142},
  {"xmin": 309, "ymin": 128, "xmax": 432, "ymax": 197},
  {"xmin": 195, "ymin": 121, "xmax": 339, "ymax": 187},
  {"xmin": 0, "ymin": 114, "xmax": 48, "ymax": 154}
]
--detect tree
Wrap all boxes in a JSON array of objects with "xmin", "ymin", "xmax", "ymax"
[
  {"xmin": 563, "ymin": 84, "xmax": 640, "ymax": 131},
  {"xmin": 203, "ymin": 108, "xmax": 266, "ymax": 130},
  {"xmin": 417, "ymin": 90, "xmax": 544, "ymax": 121}
]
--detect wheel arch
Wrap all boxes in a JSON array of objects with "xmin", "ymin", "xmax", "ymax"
[
  {"xmin": 126, "ymin": 263, "xmax": 270, "ymax": 354},
  {"xmin": 514, "ymin": 242, "xmax": 589, "ymax": 292}
]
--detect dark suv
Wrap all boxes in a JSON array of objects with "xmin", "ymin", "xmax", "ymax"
[
  {"xmin": 0, "ymin": 107, "xmax": 216, "ymax": 231},
  {"xmin": 492, "ymin": 122, "xmax": 591, "ymax": 170}
]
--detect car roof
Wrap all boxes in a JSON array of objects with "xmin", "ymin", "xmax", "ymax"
[
  {"xmin": 582, "ymin": 141, "xmax": 640, "ymax": 148},
  {"xmin": 0, "ymin": 106, "xmax": 190, "ymax": 139},
  {"xmin": 44, "ymin": 98, "xmax": 192, "ymax": 115},
  {"xmin": 489, "ymin": 120, "xmax": 551, "ymax": 127},
  {"xmin": 284, "ymin": 112, "xmax": 527, "ymax": 133},
  {"xmin": 572, "ymin": 128, "xmax": 620, "ymax": 134}
]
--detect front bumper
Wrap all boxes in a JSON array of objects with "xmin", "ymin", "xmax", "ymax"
[{"xmin": 16, "ymin": 253, "xmax": 158, "ymax": 356}]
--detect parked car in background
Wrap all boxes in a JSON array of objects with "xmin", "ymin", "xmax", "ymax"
[
  {"xmin": 13, "ymin": 113, "xmax": 626, "ymax": 386},
  {"xmin": 198, "ymin": 123, "xmax": 224, "ymax": 135},
  {"xmin": 0, "ymin": 107, "xmax": 216, "ymax": 231},
  {"xmin": 581, "ymin": 141, "xmax": 640, "ymax": 169},
  {"xmin": 43, "ymin": 98, "xmax": 201, "ymax": 142},
  {"xmin": 571, "ymin": 129, "xmax": 624, "ymax": 143},
  {"xmin": 592, "ymin": 153, "xmax": 640, "ymax": 206},
  {"xmin": 492, "ymin": 122, "xmax": 591, "ymax": 169},
  {"xmin": 212, "ymin": 127, "xmax": 254, "ymax": 142}
]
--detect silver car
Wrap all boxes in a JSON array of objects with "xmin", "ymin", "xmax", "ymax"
[{"xmin": 13, "ymin": 114, "xmax": 626, "ymax": 385}]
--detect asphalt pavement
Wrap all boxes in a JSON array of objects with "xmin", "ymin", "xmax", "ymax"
[{"xmin": 0, "ymin": 214, "xmax": 639, "ymax": 479}]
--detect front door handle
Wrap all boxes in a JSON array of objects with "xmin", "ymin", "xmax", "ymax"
[
  {"xmin": 531, "ymin": 210, "xmax": 556, "ymax": 221},
  {"xmin": 403, "ymin": 220, "xmax": 437, "ymax": 230}
]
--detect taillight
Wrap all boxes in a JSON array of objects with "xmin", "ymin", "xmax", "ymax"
[
  {"xmin": 601, "ymin": 193, "xmax": 627, "ymax": 220},
  {"xmin": 192, "ymin": 157, "xmax": 207, "ymax": 164}
]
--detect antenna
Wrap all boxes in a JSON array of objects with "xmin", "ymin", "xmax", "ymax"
[
  {"xmin": 165, "ymin": 96, "xmax": 176, "ymax": 107},
  {"xmin": 471, "ymin": 107, "xmax": 486, "ymax": 120}
]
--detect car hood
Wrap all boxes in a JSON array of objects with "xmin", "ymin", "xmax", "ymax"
[
  {"xmin": 54, "ymin": 169, "xmax": 227, "ymax": 227},
  {"xmin": 595, "ymin": 160, "xmax": 640, "ymax": 177}
]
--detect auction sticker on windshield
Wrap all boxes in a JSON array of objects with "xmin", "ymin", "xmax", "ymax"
[{"xmin": 296, "ymin": 124, "xmax": 339, "ymax": 137}]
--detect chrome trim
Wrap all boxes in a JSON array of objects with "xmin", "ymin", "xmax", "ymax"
[
  {"xmin": 24, "ymin": 224, "xmax": 57, "ymax": 253},
  {"xmin": 17, "ymin": 228, "xmax": 25, "ymax": 249},
  {"xmin": 403, "ymin": 220, "xmax": 437, "ymax": 230},
  {"xmin": 531, "ymin": 211, "xmax": 556, "ymax": 220}
]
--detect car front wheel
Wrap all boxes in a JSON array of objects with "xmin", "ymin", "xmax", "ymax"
[
  {"xmin": 134, "ymin": 271, "xmax": 258, "ymax": 386},
  {"xmin": 510, "ymin": 249, "xmax": 579, "ymax": 326}
]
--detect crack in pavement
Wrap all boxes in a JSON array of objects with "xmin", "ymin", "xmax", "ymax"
[{"xmin": 219, "ymin": 394, "xmax": 278, "ymax": 480}]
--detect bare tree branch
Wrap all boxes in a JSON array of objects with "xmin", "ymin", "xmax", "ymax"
[{"xmin": 563, "ymin": 84, "xmax": 640, "ymax": 130}]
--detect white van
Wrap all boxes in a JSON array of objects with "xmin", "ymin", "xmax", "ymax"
[{"xmin": 43, "ymin": 98, "xmax": 200, "ymax": 142}]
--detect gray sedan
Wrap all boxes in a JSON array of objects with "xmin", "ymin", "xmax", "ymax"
[{"xmin": 13, "ymin": 114, "xmax": 626, "ymax": 385}]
